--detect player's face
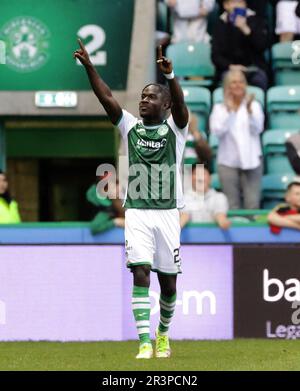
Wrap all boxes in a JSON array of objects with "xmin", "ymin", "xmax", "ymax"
[
  {"xmin": 0, "ymin": 174, "xmax": 8, "ymax": 195},
  {"xmin": 139, "ymin": 85, "xmax": 168, "ymax": 122},
  {"xmin": 286, "ymin": 186, "xmax": 300, "ymax": 209}
]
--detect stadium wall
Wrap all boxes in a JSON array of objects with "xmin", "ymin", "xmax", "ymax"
[{"xmin": 0, "ymin": 225, "xmax": 299, "ymax": 341}]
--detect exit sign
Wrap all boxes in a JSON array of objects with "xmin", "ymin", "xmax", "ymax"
[{"xmin": 35, "ymin": 91, "xmax": 77, "ymax": 107}]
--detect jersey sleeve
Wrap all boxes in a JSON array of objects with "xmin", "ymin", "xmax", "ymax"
[
  {"xmin": 116, "ymin": 109, "xmax": 138, "ymax": 139},
  {"xmin": 166, "ymin": 114, "xmax": 189, "ymax": 138}
]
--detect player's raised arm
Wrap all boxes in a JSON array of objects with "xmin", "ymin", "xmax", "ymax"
[
  {"xmin": 74, "ymin": 39, "xmax": 122, "ymax": 125},
  {"xmin": 157, "ymin": 46, "xmax": 189, "ymax": 129}
]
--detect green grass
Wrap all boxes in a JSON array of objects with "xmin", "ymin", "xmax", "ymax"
[{"xmin": 0, "ymin": 340, "xmax": 300, "ymax": 371}]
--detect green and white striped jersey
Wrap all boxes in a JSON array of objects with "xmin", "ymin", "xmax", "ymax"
[{"xmin": 117, "ymin": 110, "xmax": 188, "ymax": 209}]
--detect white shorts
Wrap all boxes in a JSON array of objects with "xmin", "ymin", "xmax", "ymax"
[
  {"xmin": 125, "ymin": 209, "xmax": 182, "ymax": 275},
  {"xmin": 276, "ymin": 1, "xmax": 300, "ymax": 35}
]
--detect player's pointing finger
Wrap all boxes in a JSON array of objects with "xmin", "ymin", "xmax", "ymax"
[{"xmin": 78, "ymin": 38, "xmax": 85, "ymax": 50}]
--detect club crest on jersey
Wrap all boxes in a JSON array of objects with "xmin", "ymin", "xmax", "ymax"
[
  {"xmin": 136, "ymin": 126, "xmax": 146, "ymax": 135},
  {"xmin": 157, "ymin": 125, "xmax": 169, "ymax": 136}
]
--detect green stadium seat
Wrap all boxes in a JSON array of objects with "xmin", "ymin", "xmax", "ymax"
[
  {"xmin": 271, "ymin": 42, "xmax": 300, "ymax": 85},
  {"xmin": 262, "ymin": 129, "xmax": 298, "ymax": 174},
  {"xmin": 182, "ymin": 86, "xmax": 211, "ymax": 131},
  {"xmin": 267, "ymin": 86, "xmax": 300, "ymax": 129},
  {"xmin": 211, "ymin": 173, "xmax": 221, "ymax": 190},
  {"xmin": 157, "ymin": 1, "xmax": 169, "ymax": 33},
  {"xmin": 212, "ymin": 86, "xmax": 265, "ymax": 108},
  {"xmin": 264, "ymin": 154, "xmax": 294, "ymax": 175},
  {"xmin": 262, "ymin": 199, "xmax": 282, "ymax": 210},
  {"xmin": 208, "ymin": 133, "xmax": 218, "ymax": 173},
  {"xmin": 166, "ymin": 42, "xmax": 215, "ymax": 87},
  {"xmin": 262, "ymin": 173, "xmax": 297, "ymax": 206}
]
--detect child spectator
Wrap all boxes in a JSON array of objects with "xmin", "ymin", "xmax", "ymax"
[
  {"xmin": 181, "ymin": 165, "xmax": 231, "ymax": 229},
  {"xmin": 268, "ymin": 181, "xmax": 300, "ymax": 233}
]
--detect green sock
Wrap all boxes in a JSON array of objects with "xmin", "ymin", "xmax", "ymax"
[
  {"xmin": 158, "ymin": 293, "xmax": 177, "ymax": 336},
  {"xmin": 132, "ymin": 285, "xmax": 151, "ymax": 345}
]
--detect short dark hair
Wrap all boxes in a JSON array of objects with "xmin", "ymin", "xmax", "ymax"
[
  {"xmin": 287, "ymin": 181, "xmax": 300, "ymax": 192},
  {"xmin": 142, "ymin": 83, "xmax": 171, "ymax": 106}
]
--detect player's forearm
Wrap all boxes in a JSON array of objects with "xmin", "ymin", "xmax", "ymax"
[
  {"xmin": 84, "ymin": 62, "xmax": 122, "ymax": 124},
  {"xmin": 167, "ymin": 77, "xmax": 185, "ymax": 107},
  {"xmin": 167, "ymin": 77, "xmax": 189, "ymax": 128},
  {"xmin": 84, "ymin": 63, "xmax": 113, "ymax": 103}
]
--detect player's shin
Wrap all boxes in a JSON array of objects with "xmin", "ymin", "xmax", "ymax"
[
  {"xmin": 132, "ymin": 285, "xmax": 151, "ymax": 344},
  {"xmin": 158, "ymin": 293, "xmax": 176, "ymax": 335}
]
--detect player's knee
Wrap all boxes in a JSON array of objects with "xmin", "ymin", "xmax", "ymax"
[{"xmin": 132, "ymin": 265, "xmax": 151, "ymax": 286}]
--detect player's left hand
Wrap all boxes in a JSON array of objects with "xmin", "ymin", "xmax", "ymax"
[{"xmin": 157, "ymin": 45, "xmax": 173, "ymax": 75}]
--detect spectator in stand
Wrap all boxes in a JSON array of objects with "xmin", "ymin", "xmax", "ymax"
[
  {"xmin": 211, "ymin": 0, "xmax": 269, "ymax": 90},
  {"xmin": 184, "ymin": 112, "xmax": 213, "ymax": 167},
  {"xmin": 268, "ymin": 181, "xmax": 300, "ymax": 233},
  {"xmin": 86, "ymin": 173, "xmax": 125, "ymax": 234},
  {"xmin": 286, "ymin": 131, "xmax": 300, "ymax": 175},
  {"xmin": 166, "ymin": 0, "xmax": 216, "ymax": 43},
  {"xmin": 0, "ymin": 170, "xmax": 21, "ymax": 223},
  {"xmin": 209, "ymin": 69, "xmax": 264, "ymax": 209},
  {"xmin": 276, "ymin": 0, "xmax": 300, "ymax": 41},
  {"xmin": 180, "ymin": 164, "xmax": 231, "ymax": 229},
  {"xmin": 217, "ymin": 0, "xmax": 269, "ymax": 17}
]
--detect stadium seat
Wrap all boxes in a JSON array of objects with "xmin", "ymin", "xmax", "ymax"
[
  {"xmin": 262, "ymin": 129, "xmax": 298, "ymax": 174},
  {"xmin": 262, "ymin": 173, "xmax": 297, "ymax": 207},
  {"xmin": 166, "ymin": 42, "xmax": 215, "ymax": 87},
  {"xmin": 211, "ymin": 173, "xmax": 221, "ymax": 190},
  {"xmin": 212, "ymin": 86, "xmax": 265, "ymax": 108},
  {"xmin": 182, "ymin": 86, "xmax": 211, "ymax": 131},
  {"xmin": 267, "ymin": 86, "xmax": 300, "ymax": 129},
  {"xmin": 271, "ymin": 42, "xmax": 300, "ymax": 85},
  {"xmin": 208, "ymin": 133, "xmax": 218, "ymax": 173}
]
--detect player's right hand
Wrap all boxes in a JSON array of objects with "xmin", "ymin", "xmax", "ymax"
[{"xmin": 73, "ymin": 38, "xmax": 91, "ymax": 66}]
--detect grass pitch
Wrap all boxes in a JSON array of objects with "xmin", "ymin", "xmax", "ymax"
[{"xmin": 0, "ymin": 339, "xmax": 300, "ymax": 371}]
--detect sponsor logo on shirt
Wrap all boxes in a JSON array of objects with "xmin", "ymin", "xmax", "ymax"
[{"xmin": 137, "ymin": 138, "xmax": 167, "ymax": 150}]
